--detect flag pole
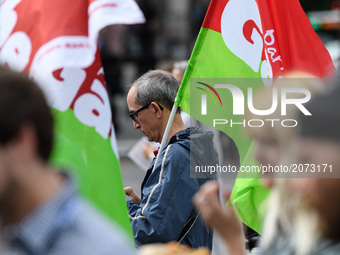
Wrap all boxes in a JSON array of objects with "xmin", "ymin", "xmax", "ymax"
[{"xmin": 151, "ymin": 97, "xmax": 178, "ymax": 173}]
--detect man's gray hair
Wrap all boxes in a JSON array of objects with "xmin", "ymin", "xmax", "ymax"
[{"xmin": 132, "ymin": 70, "xmax": 180, "ymax": 111}]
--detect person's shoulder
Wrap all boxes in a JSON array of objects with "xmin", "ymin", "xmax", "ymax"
[
  {"xmin": 56, "ymin": 198, "xmax": 135, "ymax": 255},
  {"xmin": 315, "ymin": 239, "xmax": 340, "ymax": 255},
  {"xmin": 166, "ymin": 128, "xmax": 192, "ymax": 152}
]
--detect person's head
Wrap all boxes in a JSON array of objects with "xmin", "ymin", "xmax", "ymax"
[
  {"xmin": 246, "ymin": 73, "xmax": 323, "ymax": 187},
  {"xmin": 292, "ymin": 76, "xmax": 340, "ymax": 242},
  {"xmin": 171, "ymin": 61, "xmax": 188, "ymax": 84},
  {"xmin": 258, "ymin": 74, "xmax": 324, "ymax": 254},
  {"xmin": 0, "ymin": 66, "xmax": 54, "ymax": 207},
  {"xmin": 127, "ymin": 70, "xmax": 180, "ymax": 143}
]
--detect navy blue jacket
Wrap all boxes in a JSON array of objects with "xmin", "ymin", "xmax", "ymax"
[{"xmin": 127, "ymin": 126, "xmax": 219, "ymax": 248}]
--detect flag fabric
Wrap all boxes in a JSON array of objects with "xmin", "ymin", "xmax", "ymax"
[
  {"xmin": 176, "ymin": 0, "xmax": 335, "ymax": 233},
  {"xmin": 0, "ymin": 0, "xmax": 145, "ymax": 236}
]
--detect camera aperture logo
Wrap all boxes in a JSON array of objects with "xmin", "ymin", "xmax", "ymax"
[
  {"xmin": 196, "ymin": 82, "xmax": 223, "ymax": 115},
  {"xmin": 196, "ymin": 81, "xmax": 312, "ymax": 128}
]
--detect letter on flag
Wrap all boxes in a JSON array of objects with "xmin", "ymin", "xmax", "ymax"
[
  {"xmin": 0, "ymin": 0, "xmax": 145, "ymax": 236},
  {"xmin": 176, "ymin": 0, "xmax": 335, "ymax": 233}
]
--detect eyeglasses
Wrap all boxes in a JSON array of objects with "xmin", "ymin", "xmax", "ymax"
[{"xmin": 129, "ymin": 102, "xmax": 164, "ymax": 122}]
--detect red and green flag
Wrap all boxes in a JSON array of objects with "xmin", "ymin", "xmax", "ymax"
[
  {"xmin": 0, "ymin": 0, "xmax": 145, "ymax": 237},
  {"xmin": 176, "ymin": 0, "xmax": 335, "ymax": 233}
]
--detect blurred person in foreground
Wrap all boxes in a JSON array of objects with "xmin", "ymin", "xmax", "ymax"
[
  {"xmin": 0, "ymin": 67, "xmax": 135, "ymax": 255},
  {"xmin": 290, "ymin": 76, "xmax": 340, "ymax": 254},
  {"xmin": 193, "ymin": 74, "xmax": 336, "ymax": 255},
  {"xmin": 260, "ymin": 76, "xmax": 340, "ymax": 254},
  {"xmin": 125, "ymin": 70, "xmax": 218, "ymax": 248}
]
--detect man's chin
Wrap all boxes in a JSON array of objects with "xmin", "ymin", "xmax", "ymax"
[
  {"xmin": 143, "ymin": 134, "xmax": 153, "ymax": 142},
  {"xmin": 147, "ymin": 137, "xmax": 155, "ymax": 142}
]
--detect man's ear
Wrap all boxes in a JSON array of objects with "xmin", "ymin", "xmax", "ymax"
[{"xmin": 150, "ymin": 102, "xmax": 163, "ymax": 118}]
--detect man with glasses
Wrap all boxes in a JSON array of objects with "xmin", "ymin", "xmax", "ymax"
[{"xmin": 125, "ymin": 70, "xmax": 218, "ymax": 249}]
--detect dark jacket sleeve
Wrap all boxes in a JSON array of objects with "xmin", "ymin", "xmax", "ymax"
[
  {"xmin": 126, "ymin": 195, "xmax": 140, "ymax": 218},
  {"xmin": 127, "ymin": 144, "xmax": 199, "ymax": 247}
]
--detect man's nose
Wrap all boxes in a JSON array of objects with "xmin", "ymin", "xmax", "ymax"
[{"xmin": 133, "ymin": 120, "xmax": 140, "ymax": 129}]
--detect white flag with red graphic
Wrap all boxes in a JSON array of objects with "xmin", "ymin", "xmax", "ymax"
[{"xmin": 0, "ymin": 0, "xmax": 145, "ymax": 236}]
